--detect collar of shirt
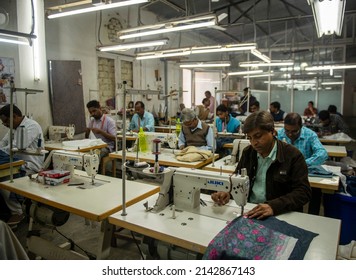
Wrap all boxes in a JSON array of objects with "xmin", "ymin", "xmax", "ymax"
[
  {"xmin": 191, "ymin": 119, "xmax": 203, "ymax": 132},
  {"xmin": 257, "ymin": 139, "xmax": 277, "ymax": 162}
]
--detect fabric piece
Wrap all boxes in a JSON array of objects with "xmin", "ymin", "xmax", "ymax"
[
  {"xmin": 203, "ymin": 216, "xmax": 318, "ymax": 260},
  {"xmin": 308, "ymin": 165, "xmax": 334, "ymax": 178},
  {"xmin": 0, "ymin": 149, "xmax": 20, "ymax": 164},
  {"xmin": 175, "ymin": 146, "xmax": 212, "ymax": 162}
]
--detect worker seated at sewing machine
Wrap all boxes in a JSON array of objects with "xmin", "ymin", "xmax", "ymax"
[
  {"xmin": 48, "ymin": 124, "xmax": 75, "ymax": 142},
  {"xmin": 211, "ymin": 111, "xmax": 311, "ymax": 219}
]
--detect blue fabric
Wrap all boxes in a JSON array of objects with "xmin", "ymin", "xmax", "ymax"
[
  {"xmin": 346, "ymin": 175, "xmax": 356, "ymax": 196},
  {"xmin": 278, "ymin": 126, "xmax": 328, "ymax": 166},
  {"xmin": 0, "ymin": 150, "xmax": 19, "ymax": 164},
  {"xmin": 308, "ymin": 165, "xmax": 334, "ymax": 178},
  {"xmin": 203, "ymin": 216, "xmax": 318, "ymax": 260}
]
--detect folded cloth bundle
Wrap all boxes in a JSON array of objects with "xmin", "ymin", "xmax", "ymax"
[
  {"xmin": 308, "ymin": 165, "xmax": 334, "ymax": 178},
  {"xmin": 203, "ymin": 216, "xmax": 318, "ymax": 260},
  {"xmin": 175, "ymin": 146, "xmax": 212, "ymax": 162}
]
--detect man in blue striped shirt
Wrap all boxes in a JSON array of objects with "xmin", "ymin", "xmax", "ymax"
[{"xmin": 278, "ymin": 112, "xmax": 328, "ymax": 215}]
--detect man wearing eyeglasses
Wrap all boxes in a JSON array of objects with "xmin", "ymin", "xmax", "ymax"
[
  {"xmin": 277, "ymin": 112, "xmax": 328, "ymax": 215},
  {"xmin": 178, "ymin": 108, "xmax": 214, "ymax": 150}
]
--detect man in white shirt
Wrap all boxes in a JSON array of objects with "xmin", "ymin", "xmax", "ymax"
[{"xmin": 0, "ymin": 104, "xmax": 44, "ymax": 227}]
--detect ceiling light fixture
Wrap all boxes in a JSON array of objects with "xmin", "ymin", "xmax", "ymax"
[
  {"xmin": 136, "ymin": 48, "xmax": 191, "ymax": 60},
  {"xmin": 179, "ymin": 61, "xmax": 231, "ymax": 68},
  {"xmin": 250, "ymin": 49, "xmax": 271, "ymax": 63},
  {"xmin": 243, "ymin": 73, "xmax": 275, "ymax": 78},
  {"xmin": 228, "ymin": 70, "xmax": 263, "ymax": 76},
  {"xmin": 305, "ymin": 64, "xmax": 356, "ymax": 71},
  {"xmin": 308, "ymin": 0, "xmax": 346, "ymax": 37},
  {"xmin": 321, "ymin": 81, "xmax": 344, "ymax": 85},
  {"xmin": 135, "ymin": 43, "xmax": 256, "ymax": 60},
  {"xmin": 191, "ymin": 43, "xmax": 256, "ymax": 54},
  {"xmin": 97, "ymin": 38, "xmax": 169, "ymax": 52},
  {"xmin": 239, "ymin": 61, "xmax": 294, "ymax": 67},
  {"xmin": 118, "ymin": 13, "xmax": 224, "ymax": 39},
  {"xmin": 47, "ymin": 0, "xmax": 149, "ymax": 19}
]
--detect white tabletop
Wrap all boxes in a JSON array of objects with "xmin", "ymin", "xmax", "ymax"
[
  {"xmin": 109, "ymin": 148, "xmax": 219, "ymax": 169},
  {"xmin": 0, "ymin": 170, "xmax": 159, "ymax": 221},
  {"xmin": 45, "ymin": 139, "xmax": 108, "ymax": 153},
  {"xmin": 109, "ymin": 194, "xmax": 341, "ymax": 259},
  {"xmin": 323, "ymin": 145, "xmax": 347, "ymax": 157}
]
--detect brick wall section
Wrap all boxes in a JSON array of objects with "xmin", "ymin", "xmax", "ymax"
[
  {"xmin": 98, "ymin": 57, "xmax": 116, "ymax": 107},
  {"xmin": 121, "ymin": 60, "xmax": 133, "ymax": 88}
]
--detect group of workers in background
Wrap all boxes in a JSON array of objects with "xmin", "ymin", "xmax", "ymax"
[{"xmin": 0, "ymin": 87, "xmax": 351, "ymax": 233}]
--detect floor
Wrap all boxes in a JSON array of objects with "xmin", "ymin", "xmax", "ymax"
[{"xmin": 9, "ymin": 117, "xmax": 356, "ymax": 260}]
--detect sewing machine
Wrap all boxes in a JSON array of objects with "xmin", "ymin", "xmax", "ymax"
[
  {"xmin": 145, "ymin": 132, "xmax": 178, "ymax": 149},
  {"xmin": 229, "ymin": 139, "xmax": 250, "ymax": 165},
  {"xmin": 151, "ymin": 167, "xmax": 249, "ymax": 215},
  {"xmin": 51, "ymin": 150, "xmax": 99, "ymax": 184},
  {"xmin": 48, "ymin": 125, "xmax": 75, "ymax": 141}
]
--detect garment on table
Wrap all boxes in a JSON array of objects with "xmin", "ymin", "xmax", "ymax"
[
  {"xmin": 87, "ymin": 114, "xmax": 116, "ymax": 152},
  {"xmin": 308, "ymin": 165, "xmax": 334, "ymax": 178},
  {"xmin": 203, "ymin": 216, "xmax": 318, "ymax": 260},
  {"xmin": 277, "ymin": 126, "xmax": 328, "ymax": 166},
  {"xmin": 129, "ymin": 111, "xmax": 155, "ymax": 132},
  {"xmin": 175, "ymin": 146, "xmax": 212, "ymax": 162}
]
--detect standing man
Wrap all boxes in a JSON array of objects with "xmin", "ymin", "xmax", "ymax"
[
  {"xmin": 178, "ymin": 108, "xmax": 214, "ymax": 150},
  {"xmin": 204, "ymin": 90, "xmax": 217, "ymax": 115},
  {"xmin": 195, "ymin": 97, "xmax": 212, "ymax": 121},
  {"xmin": 277, "ymin": 113, "xmax": 328, "ymax": 215},
  {"xmin": 239, "ymin": 87, "xmax": 256, "ymax": 115},
  {"xmin": 85, "ymin": 100, "xmax": 116, "ymax": 157},
  {"xmin": 211, "ymin": 111, "xmax": 311, "ymax": 219},
  {"xmin": 0, "ymin": 104, "xmax": 45, "ymax": 227},
  {"xmin": 129, "ymin": 101, "xmax": 154, "ymax": 132},
  {"xmin": 269, "ymin": 101, "xmax": 287, "ymax": 122}
]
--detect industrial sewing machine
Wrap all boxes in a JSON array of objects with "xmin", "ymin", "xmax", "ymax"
[
  {"xmin": 51, "ymin": 150, "xmax": 99, "ymax": 184},
  {"xmin": 151, "ymin": 167, "xmax": 250, "ymax": 215},
  {"xmin": 48, "ymin": 125, "xmax": 75, "ymax": 141},
  {"xmin": 144, "ymin": 132, "xmax": 178, "ymax": 149},
  {"xmin": 228, "ymin": 139, "xmax": 250, "ymax": 165},
  {"xmin": 140, "ymin": 167, "xmax": 249, "ymax": 259}
]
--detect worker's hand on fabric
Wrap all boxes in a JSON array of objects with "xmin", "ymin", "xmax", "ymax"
[
  {"xmin": 179, "ymin": 145, "xmax": 185, "ymax": 150},
  {"xmin": 211, "ymin": 191, "xmax": 230, "ymax": 206},
  {"xmin": 245, "ymin": 203, "xmax": 273, "ymax": 220}
]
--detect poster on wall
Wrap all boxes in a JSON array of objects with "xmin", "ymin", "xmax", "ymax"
[{"xmin": 0, "ymin": 57, "xmax": 17, "ymax": 108}]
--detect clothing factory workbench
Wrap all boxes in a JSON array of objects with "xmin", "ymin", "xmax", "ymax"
[
  {"xmin": 0, "ymin": 170, "xmax": 159, "ymax": 259},
  {"xmin": 108, "ymin": 194, "xmax": 341, "ymax": 260}
]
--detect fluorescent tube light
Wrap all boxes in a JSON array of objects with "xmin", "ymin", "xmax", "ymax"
[
  {"xmin": 47, "ymin": 0, "xmax": 149, "ymax": 19},
  {"xmin": 98, "ymin": 39, "xmax": 169, "ymax": 52},
  {"xmin": 191, "ymin": 43, "xmax": 256, "ymax": 54},
  {"xmin": 136, "ymin": 48, "xmax": 191, "ymax": 60},
  {"xmin": 179, "ymin": 61, "xmax": 231, "ymax": 68},
  {"xmin": 308, "ymin": 0, "xmax": 346, "ymax": 37},
  {"xmin": 228, "ymin": 70, "xmax": 263, "ymax": 76},
  {"xmin": 305, "ymin": 64, "xmax": 356, "ymax": 71},
  {"xmin": 251, "ymin": 49, "xmax": 271, "ymax": 63},
  {"xmin": 239, "ymin": 61, "xmax": 294, "ymax": 67},
  {"xmin": 321, "ymin": 81, "xmax": 344, "ymax": 85},
  {"xmin": 119, "ymin": 14, "xmax": 218, "ymax": 39},
  {"xmin": 243, "ymin": 73, "xmax": 274, "ymax": 78}
]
